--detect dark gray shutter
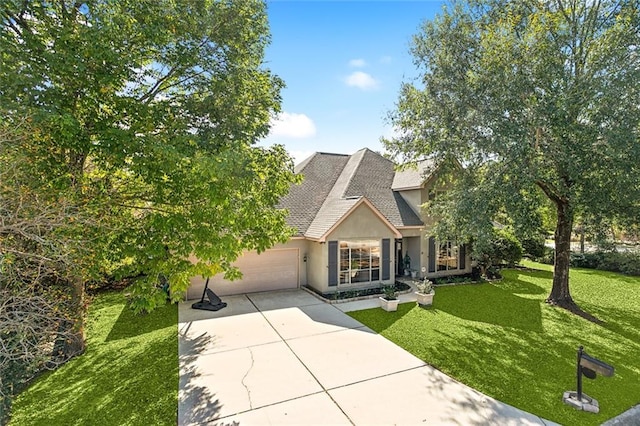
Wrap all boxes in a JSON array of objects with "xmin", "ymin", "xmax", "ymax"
[
  {"xmin": 328, "ymin": 241, "xmax": 338, "ymax": 287},
  {"xmin": 428, "ymin": 237, "xmax": 436, "ymax": 273},
  {"xmin": 381, "ymin": 238, "xmax": 390, "ymax": 280},
  {"xmin": 459, "ymin": 244, "xmax": 466, "ymax": 270}
]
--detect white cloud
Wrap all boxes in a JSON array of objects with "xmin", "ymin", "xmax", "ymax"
[
  {"xmin": 345, "ymin": 71, "xmax": 379, "ymax": 91},
  {"xmin": 269, "ymin": 112, "xmax": 316, "ymax": 138},
  {"xmin": 348, "ymin": 58, "xmax": 367, "ymax": 68}
]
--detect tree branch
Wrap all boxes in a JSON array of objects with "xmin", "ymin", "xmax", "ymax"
[{"xmin": 535, "ymin": 179, "xmax": 563, "ymax": 205}]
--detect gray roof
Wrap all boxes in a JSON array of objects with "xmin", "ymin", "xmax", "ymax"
[
  {"xmin": 391, "ymin": 158, "xmax": 437, "ymax": 190},
  {"xmin": 278, "ymin": 152, "xmax": 350, "ymax": 237},
  {"xmin": 280, "ymin": 148, "xmax": 426, "ymax": 238}
]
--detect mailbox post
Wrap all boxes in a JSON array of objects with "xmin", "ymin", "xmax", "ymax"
[{"xmin": 563, "ymin": 345, "xmax": 614, "ymax": 413}]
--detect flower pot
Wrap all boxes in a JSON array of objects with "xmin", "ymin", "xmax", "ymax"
[
  {"xmin": 404, "ymin": 269, "xmax": 411, "ymax": 276},
  {"xmin": 411, "ymin": 270, "xmax": 418, "ymax": 278},
  {"xmin": 379, "ymin": 297, "xmax": 400, "ymax": 312},
  {"xmin": 415, "ymin": 291, "xmax": 434, "ymax": 307}
]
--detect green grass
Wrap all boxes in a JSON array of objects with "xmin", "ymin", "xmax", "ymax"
[
  {"xmin": 348, "ymin": 261, "xmax": 640, "ymax": 426},
  {"xmin": 9, "ymin": 291, "xmax": 178, "ymax": 426}
]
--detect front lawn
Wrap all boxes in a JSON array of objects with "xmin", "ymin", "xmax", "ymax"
[
  {"xmin": 9, "ymin": 291, "xmax": 178, "ymax": 426},
  {"xmin": 348, "ymin": 261, "xmax": 640, "ymax": 426}
]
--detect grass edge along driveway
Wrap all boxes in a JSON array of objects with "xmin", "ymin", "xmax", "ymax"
[
  {"xmin": 9, "ymin": 291, "xmax": 178, "ymax": 426},
  {"xmin": 348, "ymin": 261, "xmax": 640, "ymax": 426}
]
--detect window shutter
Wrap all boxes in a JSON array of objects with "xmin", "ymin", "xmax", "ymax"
[
  {"xmin": 328, "ymin": 241, "xmax": 338, "ymax": 287},
  {"xmin": 428, "ymin": 237, "xmax": 436, "ymax": 273},
  {"xmin": 459, "ymin": 244, "xmax": 466, "ymax": 270},
  {"xmin": 381, "ymin": 238, "xmax": 390, "ymax": 280}
]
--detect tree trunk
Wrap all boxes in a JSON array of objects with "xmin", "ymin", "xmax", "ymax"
[
  {"xmin": 64, "ymin": 276, "xmax": 86, "ymax": 357},
  {"xmin": 547, "ymin": 201, "xmax": 575, "ymax": 307}
]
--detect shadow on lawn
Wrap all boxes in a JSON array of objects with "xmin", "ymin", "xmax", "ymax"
[
  {"xmin": 106, "ymin": 300, "xmax": 177, "ymax": 341},
  {"xmin": 11, "ymin": 325, "xmax": 179, "ymax": 425},
  {"xmin": 435, "ymin": 283, "xmax": 543, "ymax": 332},
  {"xmin": 365, "ymin": 302, "xmax": 414, "ymax": 333},
  {"xmin": 578, "ymin": 301, "xmax": 640, "ymax": 344},
  {"xmin": 419, "ymin": 314, "xmax": 623, "ymax": 426}
]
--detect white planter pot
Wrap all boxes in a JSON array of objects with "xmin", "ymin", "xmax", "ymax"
[
  {"xmin": 415, "ymin": 291, "xmax": 434, "ymax": 307},
  {"xmin": 404, "ymin": 269, "xmax": 411, "ymax": 276},
  {"xmin": 379, "ymin": 297, "xmax": 400, "ymax": 312},
  {"xmin": 411, "ymin": 270, "xmax": 418, "ymax": 278}
]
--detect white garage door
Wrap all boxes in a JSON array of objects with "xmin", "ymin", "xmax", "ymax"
[{"xmin": 187, "ymin": 249, "xmax": 299, "ymax": 299}]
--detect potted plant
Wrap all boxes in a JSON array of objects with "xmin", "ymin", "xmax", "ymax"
[
  {"xmin": 379, "ymin": 285, "xmax": 400, "ymax": 312},
  {"xmin": 403, "ymin": 252, "xmax": 411, "ymax": 276},
  {"xmin": 415, "ymin": 278, "xmax": 435, "ymax": 307}
]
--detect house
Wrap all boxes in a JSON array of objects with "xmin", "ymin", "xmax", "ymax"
[{"xmin": 186, "ymin": 148, "xmax": 471, "ymax": 299}]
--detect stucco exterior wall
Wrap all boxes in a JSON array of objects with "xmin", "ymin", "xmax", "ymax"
[
  {"xmin": 304, "ymin": 203, "xmax": 397, "ymax": 294},
  {"xmin": 306, "ymin": 240, "xmax": 326, "ymax": 292},
  {"xmin": 326, "ymin": 203, "xmax": 394, "ymax": 241},
  {"xmin": 398, "ymin": 189, "xmax": 422, "ymax": 216}
]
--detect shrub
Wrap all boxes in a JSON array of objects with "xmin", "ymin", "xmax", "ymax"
[
  {"xmin": 568, "ymin": 250, "xmax": 640, "ymax": 276},
  {"xmin": 533, "ymin": 247, "xmax": 555, "ymax": 265},
  {"xmin": 521, "ymin": 237, "xmax": 546, "ymax": 258},
  {"xmin": 473, "ymin": 228, "xmax": 524, "ymax": 272}
]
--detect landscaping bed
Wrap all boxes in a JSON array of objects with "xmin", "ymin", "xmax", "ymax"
[{"xmin": 304, "ymin": 281, "xmax": 411, "ymax": 301}]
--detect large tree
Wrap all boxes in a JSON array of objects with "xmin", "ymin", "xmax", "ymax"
[
  {"xmin": 1, "ymin": 0, "xmax": 297, "ymax": 353},
  {"xmin": 384, "ymin": 0, "xmax": 640, "ymax": 314}
]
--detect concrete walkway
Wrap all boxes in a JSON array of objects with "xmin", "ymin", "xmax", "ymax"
[{"xmin": 178, "ymin": 289, "xmax": 558, "ymax": 425}]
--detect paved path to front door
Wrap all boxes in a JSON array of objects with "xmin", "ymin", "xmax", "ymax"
[{"xmin": 178, "ymin": 290, "xmax": 557, "ymax": 425}]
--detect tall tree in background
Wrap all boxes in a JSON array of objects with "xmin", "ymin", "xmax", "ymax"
[
  {"xmin": 384, "ymin": 0, "xmax": 640, "ymax": 314},
  {"xmin": 0, "ymin": 0, "xmax": 297, "ymax": 354}
]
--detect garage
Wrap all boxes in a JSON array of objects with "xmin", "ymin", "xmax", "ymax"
[{"xmin": 187, "ymin": 248, "xmax": 299, "ymax": 299}]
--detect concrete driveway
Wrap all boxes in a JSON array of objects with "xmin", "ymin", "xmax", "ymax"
[{"xmin": 179, "ymin": 289, "xmax": 557, "ymax": 425}]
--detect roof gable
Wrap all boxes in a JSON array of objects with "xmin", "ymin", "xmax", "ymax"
[{"xmin": 281, "ymin": 148, "xmax": 424, "ymax": 238}]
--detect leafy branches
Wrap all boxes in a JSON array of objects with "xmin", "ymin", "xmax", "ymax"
[{"xmin": 384, "ymin": 0, "xmax": 640, "ymax": 310}]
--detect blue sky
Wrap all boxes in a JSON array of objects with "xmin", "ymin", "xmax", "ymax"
[{"xmin": 260, "ymin": 1, "xmax": 445, "ymax": 164}]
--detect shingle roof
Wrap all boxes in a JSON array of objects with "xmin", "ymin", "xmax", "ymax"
[
  {"xmin": 280, "ymin": 148, "xmax": 428, "ymax": 238},
  {"xmin": 391, "ymin": 158, "xmax": 437, "ymax": 190},
  {"xmin": 278, "ymin": 152, "xmax": 350, "ymax": 236}
]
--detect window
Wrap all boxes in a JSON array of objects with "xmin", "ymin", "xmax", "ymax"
[
  {"xmin": 339, "ymin": 240, "xmax": 380, "ymax": 284},
  {"xmin": 437, "ymin": 241, "xmax": 459, "ymax": 271}
]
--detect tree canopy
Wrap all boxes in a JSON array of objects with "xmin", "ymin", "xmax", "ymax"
[
  {"xmin": 1, "ymin": 0, "xmax": 296, "ymax": 315},
  {"xmin": 384, "ymin": 0, "xmax": 640, "ymax": 313}
]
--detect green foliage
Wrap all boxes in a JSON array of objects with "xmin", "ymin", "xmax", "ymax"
[
  {"xmin": 473, "ymin": 228, "xmax": 523, "ymax": 269},
  {"xmin": 383, "ymin": 0, "xmax": 640, "ymax": 300},
  {"xmin": 520, "ymin": 236, "xmax": 546, "ymax": 259},
  {"xmin": 570, "ymin": 251, "xmax": 640, "ymax": 276},
  {"xmin": 382, "ymin": 285, "xmax": 398, "ymax": 300},
  {"xmin": 0, "ymin": 0, "xmax": 298, "ymax": 310},
  {"xmin": 348, "ymin": 262, "xmax": 640, "ymax": 425},
  {"xmin": 415, "ymin": 278, "xmax": 434, "ymax": 294},
  {"xmin": 9, "ymin": 291, "xmax": 178, "ymax": 426}
]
